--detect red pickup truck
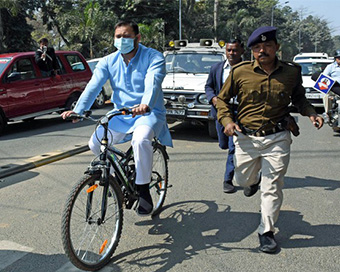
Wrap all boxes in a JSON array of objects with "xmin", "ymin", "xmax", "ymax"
[{"xmin": 0, "ymin": 50, "xmax": 95, "ymax": 135}]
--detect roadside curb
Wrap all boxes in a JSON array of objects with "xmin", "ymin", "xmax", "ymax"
[{"xmin": 0, "ymin": 145, "xmax": 89, "ymax": 179}]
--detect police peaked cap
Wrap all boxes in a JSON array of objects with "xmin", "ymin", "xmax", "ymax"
[
  {"xmin": 334, "ymin": 50, "xmax": 340, "ymax": 58},
  {"xmin": 247, "ymin": 26, "xmax": 277, "ymax": 48}
]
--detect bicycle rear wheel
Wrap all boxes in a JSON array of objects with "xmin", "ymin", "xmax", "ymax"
[
  {"xmin": 61, "ymin": 174, "xmax": 123, "ymax": 271},
  {"xmin": 150, "ymin": 142, "xmax": 169, "ymax": 216}
]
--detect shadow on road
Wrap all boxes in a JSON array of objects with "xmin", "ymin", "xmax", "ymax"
[
  {"xmin": 169, "ymin": 122, "xmax": 217, "ymax": 143},
  {"xmin": 111, "ymin": 200, "xmax": 258, "ymax": 271},
  {"xmin": 285, "ymin": 176, "xmax": 340, "ymax": 191},
  {"xmin": 0, "ymin": 170, "xmax": 39, "ymax": 189},
  {"xmin": 107, "ymin": 199, "xmax": 340, "ymax": 272}
]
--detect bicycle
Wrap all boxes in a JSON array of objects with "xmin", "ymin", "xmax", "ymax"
[{"xmin": 61, "ymin": 107, "xmax": 170, "ymax": 271}]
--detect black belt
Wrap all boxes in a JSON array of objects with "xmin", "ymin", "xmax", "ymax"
[{"xmin": 240, "ymin": 125, "xmax": 285, "ymax": 137}]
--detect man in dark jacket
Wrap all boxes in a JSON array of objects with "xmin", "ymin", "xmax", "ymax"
[
  {"xmin": 205, "ymin": 38, "xmax": 244, "ymax": 193},
  {"xmin": 35, "ymin": 38, "xmax": 58, "ymax": 77}
]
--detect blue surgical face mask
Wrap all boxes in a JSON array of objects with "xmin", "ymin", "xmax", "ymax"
[{"xmin": 114, "ymin": 37, "xmax": 135, "ymax": 54}]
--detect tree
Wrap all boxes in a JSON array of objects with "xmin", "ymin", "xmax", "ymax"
[
  {"xmin": 39, "ymin": 0, "xmax": 118, "ymax": 58},
  {"xmin": 139, "ymin": 19, "xmax": 165, "ymax": 51},
  {"xmin": 0, "ymin": 0, "xmax": 37, "ymax": 53}
]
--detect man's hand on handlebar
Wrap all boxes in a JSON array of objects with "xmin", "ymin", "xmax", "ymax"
[
  {"xmin": 61, "ymin": 110, "xmax": 80, "ymax": 123},
  {"xmin": 132, "ymin": 104, "xmax": 149, "ymax": 118}
]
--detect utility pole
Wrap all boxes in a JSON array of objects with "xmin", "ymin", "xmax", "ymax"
[
  {"xmin": 297, "ymin": 9, "xmax": 303, "ymax": 52},
  {"xmin": 214, "ymin": 0, "xmax": 219, "ymax": 42},
  {"xmin": 179, "ymin": 0, "xmax": 182, "ymax": 40}
]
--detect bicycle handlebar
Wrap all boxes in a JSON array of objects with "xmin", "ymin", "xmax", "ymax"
[{"xmin": 65, "ymin": 105, "xmax": 149, "ymax": 123}]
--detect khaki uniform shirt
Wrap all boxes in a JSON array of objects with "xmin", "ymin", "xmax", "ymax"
[{"xmin": 216, "ymin": 58, "xmax": 316, "ymax": 130}]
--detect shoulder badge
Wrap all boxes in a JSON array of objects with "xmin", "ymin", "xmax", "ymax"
[
  {"xmin": 281, "ymin": 60, "xmax": 301, "ymax": 71},
  {"xmin": 231, "ymin": 60, "xmax": 252, "ymax": 71}
]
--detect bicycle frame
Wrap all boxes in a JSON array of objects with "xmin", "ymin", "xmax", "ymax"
[{"xmin": 85, "ymin": 111, "xmax": 139, "ymax": 222}]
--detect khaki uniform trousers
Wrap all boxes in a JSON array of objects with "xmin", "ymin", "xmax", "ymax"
[{"xmin": 233, "ymin": 130, "xmax": 292, "ymax": 234}]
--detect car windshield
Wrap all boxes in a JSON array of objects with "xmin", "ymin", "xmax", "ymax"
[
  {"xmin": 299, "ymin": 62, "xmax": 330, "ymax": 76},
  {"xmin": 165, "ymin": 53, "xmax": 224, "ymax": 74},
  {"xmin": 0, "ymin": 57, "xmax": 11, "ymax": 75}
]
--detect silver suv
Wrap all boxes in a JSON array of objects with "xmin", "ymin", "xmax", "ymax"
[{"xmin": 162, "ymin": 39, "xmax": 226, "ymax": 138}]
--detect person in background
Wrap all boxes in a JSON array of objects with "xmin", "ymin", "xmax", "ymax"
[
  {"xmin": 322, "ymin": 50, "xmax": 340, "ymax": 116},
  {"xmin": 205, "ymin": 38, "xmax": 244, "ymax": 193},
  {"xmin": 217, "ymin": 26, "xmax": 323, "ymax": 253},
  {"xmin": 35, "ymin": 38, "xmax": 58, "ymax": 77},
  {"xmin": 61, "ymin": 21, "xmax": 172, "ymax": 216}
]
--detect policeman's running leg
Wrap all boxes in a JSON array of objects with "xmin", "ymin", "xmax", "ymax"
[{"xmin": 61, "ymin": 174, "xmax": 123, "ymax": 271}]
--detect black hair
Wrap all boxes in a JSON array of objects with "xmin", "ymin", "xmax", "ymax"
[
  {"xmin": 39, "ymin": 38, "xmax": 48, "ymax": 44},
  {"xmin": 114, "ymin": 21, "xmax": 139, "ymax": 35},
  {"xmin": 227, "ymin": 38, "xmax": 244, "ymax": 48}
]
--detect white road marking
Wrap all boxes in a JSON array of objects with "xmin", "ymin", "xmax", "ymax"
[{"xmin": 56, "ymin": 261, "xmax": 113, "ymax": 272}]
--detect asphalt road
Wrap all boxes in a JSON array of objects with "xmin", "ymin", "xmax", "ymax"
[{"xmin": 0, "ymin": 112, "xmax": 339, "ymax": 272}]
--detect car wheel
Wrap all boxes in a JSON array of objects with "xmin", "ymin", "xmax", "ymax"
[
  {"xmin": 92, "ymin": 91, "xmax": 106, "ymax": 109},
  {"xmin": 0, "ymin": 113, "xmax": 7, "ymax": 136},
  {"xmin": 208, "ymin": 120, "xmax": 218, "ymax": 139},
  {"xmin": 65, "ymin": 94, "xmax": 80, "ymax": 110}
]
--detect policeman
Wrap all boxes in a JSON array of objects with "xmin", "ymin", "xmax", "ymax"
[{"xmin": 216, "ymin": 26, "xmax": 324, "ymax": 253}]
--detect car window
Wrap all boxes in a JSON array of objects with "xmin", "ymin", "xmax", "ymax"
[
  {"xmin": 56, "ymin": 56, "xmax": 66, "ymax": 74},
  {"xmin": 165, "ymin": 53, "xmax": 224, "ymax": 73},
  {"xmin": 299, "ymin": 62, "xmax": 330, "ymax": 76},
  {"xmin": 0, "ymin": 57, "xmax": 11, "ymax": 75},
  {"xmin": 6, "ymin": 58, "xmax": 36, "ymax": 81},
  {"xmin": 66, "ymin": 55, "xmax": 86, "ymax": 72}
]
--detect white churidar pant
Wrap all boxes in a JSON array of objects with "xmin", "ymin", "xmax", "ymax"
[{"xmin": 88, "ymin": 125, "xmax": 154, "ymax": 185}]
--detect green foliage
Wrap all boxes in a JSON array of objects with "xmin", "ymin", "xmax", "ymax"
[
  {"xmin": 0, "ymin": 0, "xmax": 337, "ymax": 61},
  {"xmin": 0, "ymin": 0, "xmax": 37, "ymax": 53},
  {"xmin": 139, "ymin": 19, "xmax": 165, "ymax": 51}
]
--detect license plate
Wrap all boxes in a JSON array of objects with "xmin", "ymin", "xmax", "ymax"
[
  {"xmin": 166, "ymin": 109, "xmax": 185, "ymax": 116},
  {"xmin": 306, "ymin": 93, "xmax": 322, "ymax": 99}
]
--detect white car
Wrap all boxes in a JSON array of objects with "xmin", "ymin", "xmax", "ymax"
[
  {"xmin": 294, "ymin": 58, "xmax": 333, "ymax": 109},
  {"xmin": 87, "ymin": 58, "xmax": 113, "ymax": 108},
  {"xmin": 293, "ymin": 52, "xmax": 329, "ymax": 62},
  {"xmin": 162, "ymin": 39, "xmax": 226, "ymax": 138}
]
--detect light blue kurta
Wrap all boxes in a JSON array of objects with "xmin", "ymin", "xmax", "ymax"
[
  {"xmin": 74, "ymin": 44, "xmax": 173, "ymax": 147},
  {"xmin": 324, "ymin": 61, "xmax": 340, "ymax": 83}
]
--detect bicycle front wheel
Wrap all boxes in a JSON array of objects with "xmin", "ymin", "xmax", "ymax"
[
  {"xmin": 150, "ymin": 142, "xmax": 169, "ymax": 216},
  {"xmin": 61, "ymin": 174, "xmax": 123, "ymax": 271}
]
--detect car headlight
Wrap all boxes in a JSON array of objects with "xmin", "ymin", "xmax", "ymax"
[
  {"xmin": 198, "ymin": 94, "xmax": 209, "ymax": 105},
  {"xmin": 178, "ymin": 95, "xmax": 186, "ymax": 104}
]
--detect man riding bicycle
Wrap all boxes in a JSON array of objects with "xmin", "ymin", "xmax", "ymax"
[{"xmin": 61, "ymin": 20, "xmax": 172, "ymax": 215}]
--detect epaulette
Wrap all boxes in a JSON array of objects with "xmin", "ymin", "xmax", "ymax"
[
  {"xmin": 231, "ymin": 60, "xmax": 253, "ymax": 71},
  {"xmin": 281, "ymin": 60, "xmax": 301, "ymax": 71},
  {"xmin": 281, "ymin": 60, "xmax": 301, "ymax": 67}
]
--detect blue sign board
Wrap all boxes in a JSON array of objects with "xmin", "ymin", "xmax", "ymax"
[{"xmin": 313, "ymin": 73, "xmax": 336, "ymax": 94}]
